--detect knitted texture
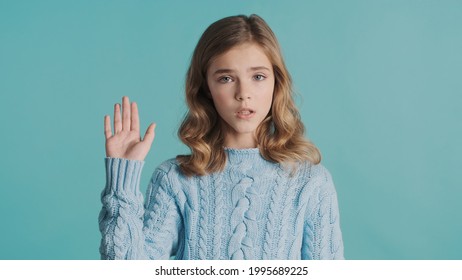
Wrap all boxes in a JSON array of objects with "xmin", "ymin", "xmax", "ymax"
[{"xmin": 99, "ymin": 148, "xmax": 344, "ymax": 260}]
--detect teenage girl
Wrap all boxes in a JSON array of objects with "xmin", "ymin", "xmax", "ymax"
[{"xmin": 100, "ymin": 14, "xmax": 344, "ymax": 260}]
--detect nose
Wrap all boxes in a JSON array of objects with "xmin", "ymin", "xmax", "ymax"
[{"xmin": 235, "ymin": 80, "xmax": 251, "ymax": 101}]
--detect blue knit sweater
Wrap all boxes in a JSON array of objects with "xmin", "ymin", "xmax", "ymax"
[{"xmin": 99, "ymin": 148, "xmax": 344, "ymax": 260}]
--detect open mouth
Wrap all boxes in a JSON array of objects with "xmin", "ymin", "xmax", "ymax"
[
  {"xmin": 237, "ymin": 109, "xmax": 254, "ymax": 115},
  {"xmin": 236, "ymin": 109, "xmax": 255, "ymax": 119}
]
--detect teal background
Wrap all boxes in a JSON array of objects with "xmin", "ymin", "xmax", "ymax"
[{"xmin": 0, "ymin": 0, "xmax": 461, "ymax": 259}]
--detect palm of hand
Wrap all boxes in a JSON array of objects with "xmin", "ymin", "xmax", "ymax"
[{"xmin": 104, "ymin": 96, "xmax": 156, "ymax": 161}]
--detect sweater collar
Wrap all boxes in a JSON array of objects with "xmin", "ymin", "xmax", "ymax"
[{"xmin": 224, "ymin": 147, "xmax": 262, "ymax": 164}]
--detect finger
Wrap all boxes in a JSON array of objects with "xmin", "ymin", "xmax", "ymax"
[
  {"xmin": 142, "ymin": 123, "xmax": 156, "ymax": 146},
  {"xmin": 131, "ymin": 102, "xmax": 140, "ymax": 132},
  {"xmin": 114, "ymin": 103, "xmax": 122, "ymax": 133},
  {"xmin": 104, "ymin": 115, "xmax": 112, "ymax": 140},
  {"xmin": 122, "ymin": 96, "xmax": 131, "ymax": 131}
]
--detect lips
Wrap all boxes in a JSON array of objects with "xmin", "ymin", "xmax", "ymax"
[{"xmin": 236, "ymin": 108, "xmax": 255, "ymax": 119}]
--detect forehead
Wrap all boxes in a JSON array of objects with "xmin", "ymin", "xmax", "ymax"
[{"xmin": 208, "ymin": 42, "xmax": 272, "ymax": 72}]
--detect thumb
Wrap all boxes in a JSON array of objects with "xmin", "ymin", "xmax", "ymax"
[{"xmin": 142, "ymin": 123, "xmax": 156, "ymax": 145}]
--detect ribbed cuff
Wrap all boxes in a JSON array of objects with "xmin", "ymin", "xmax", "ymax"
[{"xmin": 104, "ymin": 157, "xmax": 145, "ymax": 196}]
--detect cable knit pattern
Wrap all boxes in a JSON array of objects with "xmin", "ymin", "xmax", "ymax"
[
  {"xmin": 262, "ymin": 175, "xmax": 279, "ymax": 259},
  {"xmin": 211, "ymin": 172, "xmax": 224, "ymax": 259},
  {"xmin": 227, "ymin": 155, "xmax": 259, "ymax": 260},
  {"xmin": 99, "ymin": 148, "xmax": 344, "ymax": 260},
  {"xmin": 196, "ymin": 177, "xmax": 207, "ymax": 259}
]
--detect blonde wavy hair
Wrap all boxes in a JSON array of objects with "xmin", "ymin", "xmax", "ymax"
[{"xmin": 177, "ymin": 14, "xmax": 321, "ymax": 176}]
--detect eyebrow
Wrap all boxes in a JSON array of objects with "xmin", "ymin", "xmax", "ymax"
[{"xmin": 212, "ymin": 66, "xmax": 271, "ymax": 75}]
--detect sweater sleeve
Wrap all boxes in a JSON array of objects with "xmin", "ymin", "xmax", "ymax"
[
  {"xmin": 98, "ymin": 157, "xmax": 182, "ymax": 260},
  {"xmin": 301, "ymin": 165, "xmax": 344, "ymax": 260}
]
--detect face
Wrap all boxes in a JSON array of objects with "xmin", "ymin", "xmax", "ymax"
[{"xmin": 206, "ymin": 42, "xmax": 275, "ymax": 148}]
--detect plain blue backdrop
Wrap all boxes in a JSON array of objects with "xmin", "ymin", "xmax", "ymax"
[{"xmin": 0, "ymin": 0, "xmax": 461, "ymax": 259}]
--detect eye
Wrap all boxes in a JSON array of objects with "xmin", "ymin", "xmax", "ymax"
[
  {"xmin": 218, "ymin": 76, "xmax": 233, "ymax": 83},
  {"xmin": 254, "ymin": 74, "xmax": 266, "ymax": 81}
]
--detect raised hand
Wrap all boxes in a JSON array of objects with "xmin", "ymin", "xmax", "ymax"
[{"xmin": 104, "ymin": 96, "xmax": 156, "ymax": 161}]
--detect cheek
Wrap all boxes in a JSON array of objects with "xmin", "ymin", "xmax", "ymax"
[
  {"xmin": 210, "ymin": 86, "xmax": 234, "ymax": 107},
  {"xmin": 260, "ymin": 83, "xmax": 275, "ymax": 104},
  {"xmin": 210, "ymin": 92, "xmax": 232, "ymax": 114}
]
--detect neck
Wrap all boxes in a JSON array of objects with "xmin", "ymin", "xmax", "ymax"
[{"xmin": 223, "ymin": 133, "xmax": 257, "ymax": 149}]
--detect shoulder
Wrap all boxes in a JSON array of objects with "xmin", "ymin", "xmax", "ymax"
[
  {"xmin": 146, "ymin": 158, "xmax": 184, "ymax": 198},
  {"xmin": 155, "ymin": 158, "xmax": 180, "ymax": 174},
  {"xmin": 151, "ymin": 157, "xmax": 198, "ymax": 185},
  {"xmin": 308, "ymin": 162, "xmax": 334, "ymax": 184},
  {"xmin": 301, "ymin": 162, "xmax": 337, "ymax": 198},
  {"xmin": 298, "ymin": 162, "xmax": 341, "ymax": 221},
  {"xmin": 150, "ymin": 158, "xmax": 184, "ymax": 182}
]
